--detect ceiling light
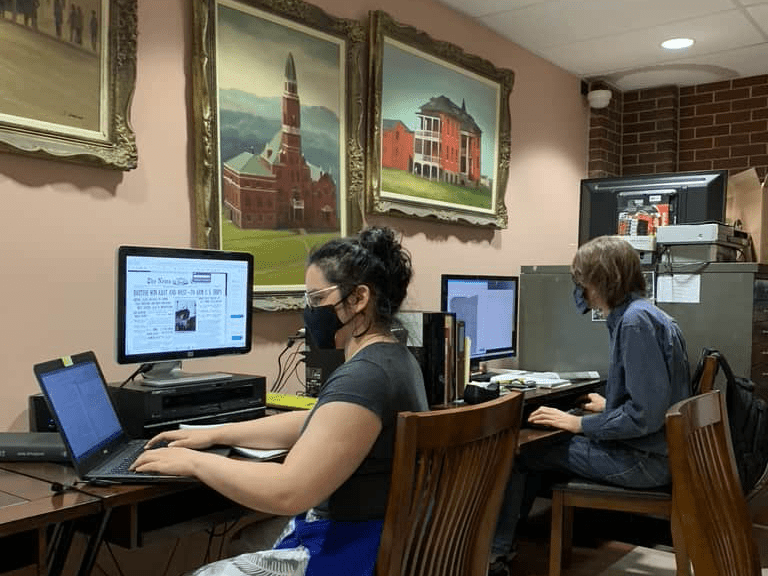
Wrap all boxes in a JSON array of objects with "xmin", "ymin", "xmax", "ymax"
[{"xmin": 661, "ymin": 38, "xmax": 694, "ymax": 50}]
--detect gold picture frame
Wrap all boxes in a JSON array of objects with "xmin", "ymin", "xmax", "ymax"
[
  {"xmin": 367, "ymin": 10, "xmax": 513, "ymax": 228},
  {"xmin": 192, "ymin": 0, "xmax": 365, "ymax": 311},
  {"xmin": 0, "ymin": 0, "xmax": 137, "ymax": 170}
]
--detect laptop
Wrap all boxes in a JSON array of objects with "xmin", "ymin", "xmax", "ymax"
[{"xmin": 33, "ymin": 351, "xmax": 194, "ymax": 483}]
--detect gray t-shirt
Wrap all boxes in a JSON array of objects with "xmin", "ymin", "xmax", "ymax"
[{"xmin": 302, "ymin": 341, "xmax": 428, "ymax": 521}]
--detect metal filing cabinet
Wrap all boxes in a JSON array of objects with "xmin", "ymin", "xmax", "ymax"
[
  {"xmin": 656, "ymin": 262, "xmax": 768, "ymax": 400},
  {"xmin": 519, "ymin": 263, "xmax": 768, "ymax": 399}
]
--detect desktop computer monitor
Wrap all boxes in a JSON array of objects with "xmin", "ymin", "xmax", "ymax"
[
  {"xmin": 116, "ymin": 246, "xmax": 253, "ymax": 385},
  {"xmin": 579, "ymin": 169, "xmax": 728, "ymax": 245},
  {"xmin": 440, "ymin": 274, "xmax": 519, "ymax": 374}
]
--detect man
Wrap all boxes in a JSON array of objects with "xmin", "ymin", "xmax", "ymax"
[{"xmin": 489, "ymin": 235, "xmax": 690, "ymax": 576}]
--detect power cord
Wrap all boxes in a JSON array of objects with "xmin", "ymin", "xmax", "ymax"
[
  {"xmin": 271, "ymin": 329, "xmax": 305, "ymax": 392},
  {"xmin": 117, "ymin": 363, "xmax": 153, "ymax": 388}
]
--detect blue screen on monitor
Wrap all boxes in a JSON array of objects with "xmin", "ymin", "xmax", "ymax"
[{"xmin": 440, "ymin": 274, "xmax": 518, "ymax": 365}]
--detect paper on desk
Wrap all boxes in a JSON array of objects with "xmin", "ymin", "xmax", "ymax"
[
  {"xmin": 178, "ymin": 423, "xmax": 287, "ymax": 460},
  {"xmin": 491, "ymin": 371, "xmax": 570, "ymax": 388}
]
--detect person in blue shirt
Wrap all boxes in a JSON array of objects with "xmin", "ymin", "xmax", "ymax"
[{"xmin": 489, "ymin": 235, "xmax": 690, "ymax": 576}]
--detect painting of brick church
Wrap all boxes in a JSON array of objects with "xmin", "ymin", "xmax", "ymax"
[
  {"xmin": 213, "ymin": 1, "xmax": 347, "ymax": 288},
  {"xmin": 221, "ymin": 53, "xmax": 338, "ymax": 231}
]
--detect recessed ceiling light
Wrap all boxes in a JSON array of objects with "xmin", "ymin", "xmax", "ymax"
[{"xmin": 661, "ymin": 38, "xmax": 694, "ymax": 50}]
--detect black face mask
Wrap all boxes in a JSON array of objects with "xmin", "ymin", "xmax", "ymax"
[
  {"xmin": 573, "ymin": 284, "xmax": 590, "ymax": 315},
  {"xmin": 303, "ymin": 304, "xmax": 345, "ymax": 349}
]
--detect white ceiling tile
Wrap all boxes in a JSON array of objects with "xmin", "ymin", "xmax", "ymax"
[
  {"xmin": 747, "ymin": 4, "xmax": 768, "ymax": 34},
  {"xmin": 541, "ymin": 10, "xmax": 764, "ymax": 76},
  {"xmin": 609, "ymin": 68, "xmax": 732, "ymax": 91},
  {"xmin": 437, "ymin": 0, "xmax": 549, "ymax": 19},
  {"xmin": 669, "ymin": 43, "xmax": 768, "ymax": 79},
  {"xmin": 477, "ymin": 0, "xmax": 734, "ymax": 51}
]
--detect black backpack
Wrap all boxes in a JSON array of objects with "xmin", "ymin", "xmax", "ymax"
[{"xmin": 691, "ymin": 348, "xmax": 768, "ymax": 495}]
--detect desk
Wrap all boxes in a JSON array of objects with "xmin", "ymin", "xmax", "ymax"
[
  {"xmin": 0, "ymin": 461, "xmax": 271, "ymax": 550},
  {"xmin": 0, "ymin": 467, "xmax": 102, "ymax": 575}
]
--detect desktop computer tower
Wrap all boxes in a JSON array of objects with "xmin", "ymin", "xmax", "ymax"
[
  {"xmin": 304, "ymin": 348, "xmax": 345, "ymax": 396},
  {"xmin": 396, "ymin": 311, "xmax": 456, "ymax": 406}
]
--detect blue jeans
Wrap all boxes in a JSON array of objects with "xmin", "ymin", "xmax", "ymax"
[{"xmin": 491, "ymin": 434, "xmax": 671, "ymax": 556}]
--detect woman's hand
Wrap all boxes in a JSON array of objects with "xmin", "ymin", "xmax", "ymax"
[
  {"xmin": 131, "ymin": 446, "xmax": 210, "ymax": 477},
  {"xmin": 581, "ymin": 392, "xmax": 606, "ymax": 413},
  {"xmin": 528, "ymin": 406, "xmax": 582, "ymax": 433},
  {"xmin": 144, "ymin": 428, "xmax": 217, "ymax": 450}
]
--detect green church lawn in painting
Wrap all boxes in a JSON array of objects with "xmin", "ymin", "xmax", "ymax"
[{"xmin": 222, "ymin": 220, "xmax": 338, "ymax": 286}]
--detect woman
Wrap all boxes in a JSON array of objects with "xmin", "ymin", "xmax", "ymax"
[{"xmin": 132, "ymin": 226, "xmax": 428, "ymax": 576}]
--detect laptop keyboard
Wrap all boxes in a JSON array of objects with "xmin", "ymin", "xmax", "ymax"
[{"xmin": 92, "ymin": 441, "xmax": 148, "ymax": 475}]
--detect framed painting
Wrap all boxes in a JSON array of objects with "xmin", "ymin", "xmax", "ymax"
[
  {"xmin": 367, "ymin": 10, "xmax": 514, "ymax": 228},
  {"xmin": 0, "ymin": 0, "xmax": 137, "ymax": 170},
  {"xmin": 192, "ymin": 0, "xmax": 365, "ymax": 311}
]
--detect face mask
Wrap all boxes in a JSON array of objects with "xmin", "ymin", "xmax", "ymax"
[
  {"xmin": 573, "ymin": 284, "xmax": 590, "ymax": 315},
  {"xmin": 303, "ymin": 304, "xmax": 344, "ymax": 349}
]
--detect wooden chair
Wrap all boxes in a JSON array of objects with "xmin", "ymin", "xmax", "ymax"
[
  {"xmin": 376, "ymin": 392, "xmax": 524, "ymax": 576},
  {"xmin": 665, "ymin": 390, "xmax": 761, "ymax": 576},
  {"xmin": 547, "ymin": 353, "xmax": 719, "ymax": 576}
]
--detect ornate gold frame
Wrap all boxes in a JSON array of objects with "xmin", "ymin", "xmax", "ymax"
[
  {"xmin": 191, "ymin": 0, "xmax": 365, "ymax": 311},
  {"xmin": 367, "ymin": 10, "xmax": 513, "ymax": 228},
  {"xmin": 0, "ymin": 0, "xmax": 137, "ymax": 170}
]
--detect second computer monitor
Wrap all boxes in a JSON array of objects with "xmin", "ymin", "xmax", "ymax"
[{"xmin": 440, "ymin": 274, "xmax": 519, "ymax": 372}]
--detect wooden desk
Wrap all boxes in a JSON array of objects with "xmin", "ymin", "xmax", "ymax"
[
  {"xmin": 0, "ymin": 461, "xmax": 270, "ymax": 551},
  {"xmin": 0, "ymin": 466, "xmax": 102, "ymax": 575}
]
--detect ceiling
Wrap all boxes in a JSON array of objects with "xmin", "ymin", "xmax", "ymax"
[{"xmin": 436, "ymin": 0, "xmax": 768, "ymax": 91}]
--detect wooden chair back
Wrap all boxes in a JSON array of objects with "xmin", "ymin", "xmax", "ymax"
[
  {"xmin": 665, "ymin": 390, "xmax": 761, "ymax": 576},
  {"xmin": 376, "ymin": 392, "xmax": 524, "ymax": 576},
  {"xmin": 548, "ymin": 353, "xmax": 719, "ymax": 576}
]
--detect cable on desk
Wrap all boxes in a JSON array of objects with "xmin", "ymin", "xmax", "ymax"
[
  {"xmin": 117, "ymin": 363, "xmax": 152, "ymax": 388},
  {"xmin": 271, "ymin": 330, "xmax": 305, "ymax": 392},
  {"xmin": 49, "ymin": 480, "xmax": 90, "ymax": 493}
]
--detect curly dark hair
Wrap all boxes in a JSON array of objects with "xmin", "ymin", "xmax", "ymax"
[
  {"xmin": 571, "ymin": 236, "xmax": 645, "ymax": 309},
  {"xmin": 307, "ymin": 226, "xmax": 413, "ymax": 329}
]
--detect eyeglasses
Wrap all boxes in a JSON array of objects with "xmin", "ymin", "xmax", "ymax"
[{"xmin": 304, "ymin": 285, "xmax": 339, "ymax": 309}]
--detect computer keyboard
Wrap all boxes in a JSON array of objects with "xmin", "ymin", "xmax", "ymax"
[{"xmin": 266, "ymin": 392, "xmax": 317, "ymax": 410}]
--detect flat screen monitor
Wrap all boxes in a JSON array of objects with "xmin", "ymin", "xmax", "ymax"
[
  {"xmin": 117, "ymin": 246, "xmax": 253, "ymax": 385},
  {"xmin": 440, "ymin": 274, "xmax": 518, "ymax": 372},
  {"xmin": 579, "ymin": 170, "xmax": 728, "ymax": 245}
]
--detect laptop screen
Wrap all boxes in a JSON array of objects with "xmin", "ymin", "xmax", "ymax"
[{"xmin": 38, "ymin": 360, "xmax": 123, "ymax": 460}]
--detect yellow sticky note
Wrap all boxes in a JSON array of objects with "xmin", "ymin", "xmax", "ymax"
[{"xmin": 61, "ymin": 356, "xmax": 73, "ymax": 367}]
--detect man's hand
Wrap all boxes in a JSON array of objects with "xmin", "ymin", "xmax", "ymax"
[
  {"xmin": 527, "ymin": 406, "xmax": 582, "ymax": 433},
  {"xmin": 581, "ymin": 392, "xmax": 606, "ymax": 413}
]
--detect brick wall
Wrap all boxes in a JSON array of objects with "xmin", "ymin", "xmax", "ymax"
[
  {"xmin": 679, "ymin": 76, "xmax": 768, "ymax": 179},
  {"xmin": 587, "ymin": 81, "xmax": 622, "ymax": 177},
  {"xmin": 622, "ymin": 86, "xmax": 678, "ymax": 175},
  {"xmin": 586, "ymin": 74, "xmax": 768, "ymax": 181}
]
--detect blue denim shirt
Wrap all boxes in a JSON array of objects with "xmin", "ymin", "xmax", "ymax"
[{"xmin": 580, "ymin": 293, "xmax": 690, "ymax": 455}]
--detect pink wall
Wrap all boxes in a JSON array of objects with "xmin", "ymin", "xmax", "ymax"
[{"xmin": 0, "ymin": 0, "xmax": 587, "ymax": 430}]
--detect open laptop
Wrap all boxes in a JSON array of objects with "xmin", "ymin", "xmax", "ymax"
[{"xmin": 33, "ymin": 351, "xmax": 194, "ymax": 483}]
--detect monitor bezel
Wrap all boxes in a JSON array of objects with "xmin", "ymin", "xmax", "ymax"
[
  {"xmin": 440, "ymin": 273, "xmax": 519, "ymax": 364},
  {"xmin": 116, "ymin": 245, "xmax": 254, "ymax": 365}
]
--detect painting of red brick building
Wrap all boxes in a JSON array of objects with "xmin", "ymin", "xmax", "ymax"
[
  {"xmin": 381, "ymin": 119, "xmax": 414, "ymax": 172},
  {"xmin": 220, "ymin": 53, "xmax": 337, "ymax": 231},
  {"xmin": 382, "ymin": 95, "xmax": 482, "ymax": 188}
]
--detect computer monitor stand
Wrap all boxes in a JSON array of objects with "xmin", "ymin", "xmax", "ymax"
[{"xmin": 140, "ymin": 360, "xmax": 233, "ymax": 387}]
